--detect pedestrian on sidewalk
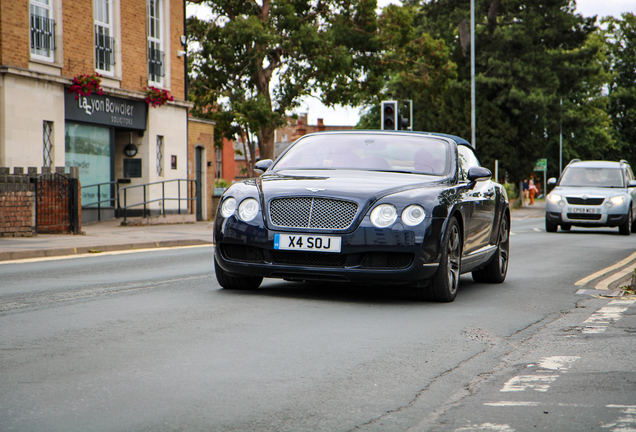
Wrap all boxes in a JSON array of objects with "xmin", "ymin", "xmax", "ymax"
[
  {"xmin": 522, "ymin": 179, "xmax": 530, "ymax": 206},
  {"xmin": 529, "ymin": 178, "xmax": 538, "ymax": 205}
]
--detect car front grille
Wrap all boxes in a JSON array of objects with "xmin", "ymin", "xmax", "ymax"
[
  {"xmin": 269, "ymin": 197, "xmax": 358, "ymax": 230},
  {"xmin": 567, "ymin": 213, "xmax": 602, "ymax": 221},
  {"xmin": 361, "ymin": 252, "xmax": 414, "ymax": 269},
  {"xmin": 221, "ymin": 244, "xmax": 264, "ymax": 263},
  {"xmin": 271, "ymin": 250, "xmax": 347, "ymax": 267},
  {"xmin": 566, "ymin": 197, "xmax": 604, "ymax": 206}
]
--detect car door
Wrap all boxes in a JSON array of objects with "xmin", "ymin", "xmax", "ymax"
[{"xmin": 458, "ymin": 145, "xmax": 495, "ymax": 257}]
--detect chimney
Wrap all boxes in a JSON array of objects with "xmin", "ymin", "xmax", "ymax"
[{"xmin": 317, "ymin": 118, "xmax": 325, "ymax": 132}]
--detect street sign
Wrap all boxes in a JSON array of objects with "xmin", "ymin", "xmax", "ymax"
[{"xmin": 534, "ymin": 158, "xmax": 547, "ymax": 171}]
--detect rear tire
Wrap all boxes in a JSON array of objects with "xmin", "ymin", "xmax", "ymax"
[
  {"xmin": 423, "ymin": 217, "xmax": 461, "ymax": 302},
  {"xmin": 545, "ymin": 217, "xmax": 558, "ymax": 233},
  {"xmin": 215, "ymin": 257, "xmax": 263, "ymax": 290},
  {"xmin": 472, "ymin": 214, "xmax": 510, "ymax": 284},
  {"xmin": 619, "ymin": 208, "xmax": 632, "ymax": 236}
]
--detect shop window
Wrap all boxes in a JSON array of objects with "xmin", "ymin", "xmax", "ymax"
[
  {"xmin": 215, "ymin": 147, "xmax": 222, "ymax": 179},
  {"xmin": 94, "ymin": 0, "xmax": 115, "ymax": 75},
  {"xmin": 43, "ymin": 121, "xmax": 53, "ymax": 168},
  {"xmin": 30, "ymin": 0, "xmax": 55, "ymax": 62},
  {"xmin": 156, "ymin": 135, "xmax": 164, "ymax": 176},
  {"xmin": 147, "ymin": 0, "xmax": 165, "ymax": 86}
]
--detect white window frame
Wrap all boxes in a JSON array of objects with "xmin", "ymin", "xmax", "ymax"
[
  {"xmin": 156, "ymin": 135, "xmax": 164, "ymax": 176},
  {"xmin": 43, "ymin": 121, "xmax": 54, "ymax": 168},
  {"xmin": 147, "ymin": 0, "xmax": 164, "ymax": 87},
  {"xmin": 94, "ymin": 0, "xmax": 115, "ymax": 76},
  {"xmin": 30, "ymin": 0, "xmax": 55, "ymax": 62}
]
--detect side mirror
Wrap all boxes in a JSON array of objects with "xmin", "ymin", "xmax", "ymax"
[
  {"xmin": 467, "ymin": 166, "xmax": 492, "ymax": 182},
  {"xmin": 628, "ymin": 179, "xmax": 636, "ymax": 188},
  {"xmin": 547, "ymin": 177, "xmax": 557, "ymax": 186},
  {"xmin": 253, "ymin": 159, "xmax": 274, "ymax": 174}
]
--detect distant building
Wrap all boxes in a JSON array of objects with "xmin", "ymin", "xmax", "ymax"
[{"xmin": 273, "ymin": 114, "xmax": 355, "ymax": 158}]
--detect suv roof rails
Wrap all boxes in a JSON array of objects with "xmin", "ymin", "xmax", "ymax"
[
  {"xmin": 567, "ymin": 158, "xmax": 581, "ymax": 165},
  {"xmin": 620, "ymin": 159, "xmax": 628, "ymax": 165}
]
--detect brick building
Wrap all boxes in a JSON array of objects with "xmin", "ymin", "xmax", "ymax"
[
  {"xmin": 0, "ymin": 0, "xmax": 193, "ymax": 222},
  {"xmin": 272, "ymin": 114, "xmax": 354, "ymax": 158}
]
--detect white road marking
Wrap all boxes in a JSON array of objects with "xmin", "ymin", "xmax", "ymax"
[
  {"xmin": 0, "ymin": 244, "xmax": 214, "ymax": 265},
  {"xmin": 581, "ymin": 299, "xmax": 636, "ymax": 333},
  {"xmin": 575, "ymin": 251, "xmax": 636, "ymax": 286},
  {"xmin": 501, "ymin": 375, "xmax": 558, "ymax": 392},
  {"xmin": 533, "ymin": 227, "xmax": 541, "ymax": 232},
  {"xmin": 484, "ymin": 401, "xmax": 540, "ymax": 407},
  {"xmin": 455, "ymin": 423, "xmax": 516, "ymax": 431},
  {"xmin": 604, "ymin": 405, "xmax": 636, "ymax": 431},
  {"xmin": 536, "ymin": 356, "xmax": 580, "ymax": 371}
]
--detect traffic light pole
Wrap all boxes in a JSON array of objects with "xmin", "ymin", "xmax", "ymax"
[{"xmin": 471, "ymin": 0, "xmax": 476, "ymax": 149}]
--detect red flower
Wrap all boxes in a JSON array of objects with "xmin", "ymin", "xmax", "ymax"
[
  {"xmin": 144, "ymin": 86, "xmax": 174, "ymax": 107},
  {"xmin": 68, "ymin": 73, "xmax": 104, "ymax": 100}
]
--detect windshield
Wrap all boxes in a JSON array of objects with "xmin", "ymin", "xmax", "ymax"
[
  {"xmin": 560, "ymin": 167, "xmax": 624, "ymax": 187},
  {"xmin": 273, "ymin": 133, "xmax": 451, "ymax": 175}
]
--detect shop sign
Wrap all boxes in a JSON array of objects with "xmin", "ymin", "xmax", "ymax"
[{"xmin": 65, "ymin": 92, "xmax": 147, "ymax": 130}]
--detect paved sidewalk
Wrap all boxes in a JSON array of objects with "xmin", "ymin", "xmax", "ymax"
[
  {"xmin": 0, "ymin": 201, "xmax": 544, "ymax": 262},
  {"xmin": 0, "ymin": 219, "xmax": 215, "ymax": 262}
]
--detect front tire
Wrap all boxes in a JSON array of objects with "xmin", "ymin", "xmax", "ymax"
[
  {"xmin": 546, "ymin": 217, "xmax": 558, "ymax": 233},
  {"xmin": 472, "ymin": 214, "xmax": 510, "ymax": 284},
  {"xmin": 424, "ymin": 217, "xmax": 462, "ymax": 302},
  {"xmin": 619, "ymin": 208, "xmax": 632, "ymax": 236},
  {"xmin": 215, "ymin": 257, "xmax": 263, "ymax": 290}
]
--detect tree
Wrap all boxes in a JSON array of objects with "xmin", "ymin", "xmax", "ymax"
[
  {"xmin": 187, "ymin": 0, "xmax": 384, "ymax": 165},
  {"xmin": 388, "ymin": 0, "xmax": 608, "ymax": 183},
  {"xmin": 604, "ymin": 13, "xmax": 636, "ymax": 167}
]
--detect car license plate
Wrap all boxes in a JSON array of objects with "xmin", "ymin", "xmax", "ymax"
[
  {"xmin": 274, "ymin": 234, "xmax": 341, "ymax": 253},
  {"xmin": 568, "ymin": 207, "xmax": 598, "ymax": 213}
]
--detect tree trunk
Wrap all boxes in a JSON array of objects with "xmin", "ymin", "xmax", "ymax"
[{"xmin": 258, "ymin": 126, "xmax": 276, "ymax": 161}]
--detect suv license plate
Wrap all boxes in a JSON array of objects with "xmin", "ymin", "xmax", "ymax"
[
  {"xmin": 569, "ymin": 207, "xmax": 598, "ymax": 213},
  {"xmin": 274, "ymin": 234, "xmax": 341, "ymax": 253}
]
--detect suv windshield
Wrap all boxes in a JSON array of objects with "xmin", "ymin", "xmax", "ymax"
[
  {"xmin": 273, "ymin": 133, "xmax": 451, "ymax": 175},
  {"xmin": 560, "ymin": 167, "xmax": 624, "ymax": 188}
]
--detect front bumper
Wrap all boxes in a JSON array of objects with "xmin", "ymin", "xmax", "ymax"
[
  {"xmin": 545, "ymin": 202, "xmax": 629, "ymax": 227},
  {"xmin": 214, "ymin": 216, "xmax": 446, "ymax": 285}
]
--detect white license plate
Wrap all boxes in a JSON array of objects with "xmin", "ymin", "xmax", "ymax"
[
  {"xmin": 568, "ymin": 207, "xmax": 598, "ymax": 213},
  {"xmin": 274, "ymin": 234, "xmax": 341, "ymax": 253}
]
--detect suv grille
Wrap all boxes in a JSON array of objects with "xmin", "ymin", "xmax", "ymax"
[
  {"xmin": 269, "ymin": 197, "xmax": 358, "ymax": 230},
  {"xmin": 566, "ymin": 197, "xmax": 604, "ymax": 206},
  {"xmin": 567, "ymin": 213, "xmax": 602, "ymax": 221}
]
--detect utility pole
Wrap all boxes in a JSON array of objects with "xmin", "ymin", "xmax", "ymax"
[
  {"xmin": 559, "ymin": 98, "xmax": 563, "ymax": 176},
  {"xmin": 471, "ymin": 0, "xmax": 476, "ymax": 149}
]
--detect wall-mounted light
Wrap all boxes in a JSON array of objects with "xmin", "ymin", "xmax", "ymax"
[
  {"xmin": 180, "ymin": 35, "xmax": 186, "ymax": 46},
  {"xmin": 177, "ymin": 50, "xmax": 186, "ymax": 57},
  {"xmin": 124, "ymin": 143, "xmax": 138, "ymax": 157}
]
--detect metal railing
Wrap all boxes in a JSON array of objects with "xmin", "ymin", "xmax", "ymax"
[
  {"xmin": 81, "ymin": 181, "xmax": 119, "ymax": 222},
  {"xmin": 31, "ymin": 14, "xmax": 56, "ymax": 53},
  {"xmin": 117, "ymin": 179, "xmax": 196, "ymax": 222}
]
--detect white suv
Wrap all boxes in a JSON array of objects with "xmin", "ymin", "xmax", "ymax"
[{"xmin": 545, "ymin": 160, "xmax": 636, "ymax": 235}]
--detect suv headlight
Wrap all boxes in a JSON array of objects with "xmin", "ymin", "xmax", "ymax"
[
  {"xmin": 370, "ymin": 204, "xmax": 398, "ymax": 228},
  {"xmin": 238, "ymin": 198, "xmax": 259, "ymax": 221},
  {"xmin": 548, "ymin": 193, "xmax": 565, "ymax": 207},
  {"xmin": 220, "ymin": 197, "xmax": 237, "ymax": 218},
  {"xmin": 610, "ymin": 195, "xmax": 625, "ymax": 205},
  {"xmin": 402, "ymin": 205, "xmax": 426, "ymax": 226}
]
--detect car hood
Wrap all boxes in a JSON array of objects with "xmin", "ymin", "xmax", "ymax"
[
  {"xmin": 552, "ymin": 186, "xmax": 628, "ymax": 198},
  {"xmin": 257, "ymin": 170, "xmax": 446, "ymax": 202}
]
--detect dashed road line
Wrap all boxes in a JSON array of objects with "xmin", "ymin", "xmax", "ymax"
[{"xmin": 580, "ymin": 299, "xmax": 636, "ymax": 334}]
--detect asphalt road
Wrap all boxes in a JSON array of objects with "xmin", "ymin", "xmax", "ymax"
[{"xmin": 1, "ymin": 217, "xmax": 635, "ymax": 432}]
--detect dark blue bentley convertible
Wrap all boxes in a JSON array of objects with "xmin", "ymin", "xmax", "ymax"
[{"xmin": 213, "ymin": 131, "xmax": 510, "ymax": 302}]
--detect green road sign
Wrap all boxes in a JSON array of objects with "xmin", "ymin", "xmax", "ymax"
[{"xmin": 534, "ymin": 158, "xmax": 547, "ymax": 171}]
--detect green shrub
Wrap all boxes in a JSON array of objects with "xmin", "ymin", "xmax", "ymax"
[
  {"xmin": 214, "ymin": 178, "xmax": 231, "ymax": 188},
  {"xmin": 504, "ymin": 182, "xmax": 518, "ymax": 200}
]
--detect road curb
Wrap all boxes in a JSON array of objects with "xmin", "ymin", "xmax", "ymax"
[{"xmin": 0, "ymin": 239, "xmax": 214, "ymax": 262}]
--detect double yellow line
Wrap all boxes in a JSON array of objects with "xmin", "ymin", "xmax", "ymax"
[{"xmin": 575, "ymin": 251, "xmax": 636, "ymax": 290}]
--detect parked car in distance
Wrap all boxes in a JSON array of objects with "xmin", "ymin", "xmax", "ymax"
[
  {"xmin": 545, "ymin": 159, "xmax": 636, "ymax": 235},
  {"xmin": 213, "ymin": 131, "xmax": 510, "ymax": 302}
]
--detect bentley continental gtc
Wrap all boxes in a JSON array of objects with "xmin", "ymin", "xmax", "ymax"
[{"xmin": 213, "ymin": 131, "xmax": 510, "ymax": 302}]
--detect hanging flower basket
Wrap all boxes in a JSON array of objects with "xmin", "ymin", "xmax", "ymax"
[
  {"xmin": 68, "ymin": 73, "xmax": 104, "ymax": 100},
  {"xmin": 144, "ymin": 86, "xmax": 174, "ymax": 108}
]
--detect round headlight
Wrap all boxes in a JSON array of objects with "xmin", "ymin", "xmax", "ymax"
[
  {"xmin": 220, "ymin": 197, "xmax": 236, "ymax": 218},
  {"xmin": 548, "ymin": 193, "xmax": 562, "ymax": 204},
  {"xmin": 370, "ymin": 204, "xmax": 398, "ymax": 228},
  {"xmin": 610, "ymin": 195, "xmax": 625, "ymax": 205},
  {"xmin": 402, "ymin": 205, "xmax": 426, "ymax": 226},
  {"xmin": 238, "ymin": 198, "xmax": 259, "ymax": 221}
]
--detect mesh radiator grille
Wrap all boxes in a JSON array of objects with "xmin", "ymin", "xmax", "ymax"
[{"xmin": 269, "ymin": 197, "xmax": 358, "ymax": 230}]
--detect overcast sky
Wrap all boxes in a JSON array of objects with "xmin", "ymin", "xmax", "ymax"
[{"xmin": 187, "ymin": 0, "xmax": 635, "ymax": 127}]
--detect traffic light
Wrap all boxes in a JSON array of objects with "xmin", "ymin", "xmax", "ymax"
[{"xmin": 381, "ymin": 101, "xmax": 397, "ymax": 130}]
